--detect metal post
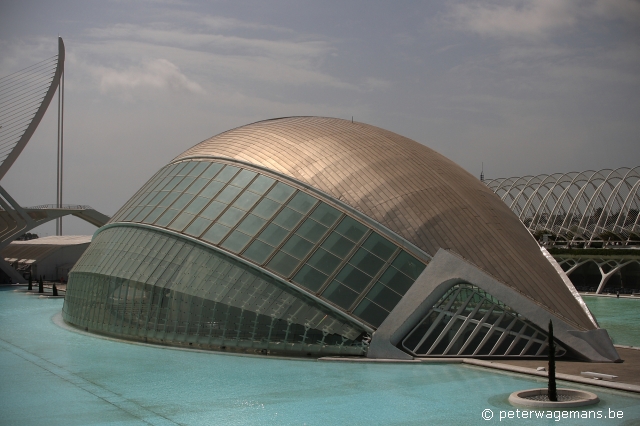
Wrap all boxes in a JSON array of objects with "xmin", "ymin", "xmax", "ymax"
[
  {"xmin": 56, "ymin": 45, "xmax": 64, "ymax": 235},
  {"xmin": 60, "ymin": 69, "xmax": 64, "ymax": 233},
  {"xmin": 56, "ymin": 71, "xmax": 61, "ymax": 235}
]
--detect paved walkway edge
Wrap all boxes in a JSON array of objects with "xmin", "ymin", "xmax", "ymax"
[
  {"xmin": 615, "ymin": 344, "xmax": 640, "ymax": 351},
  {"xmin": 579, "ymin": 292, "xmax": 640, "ymax": 299},
  {"xmin": 462, "ymin": 359, "xmax": 640, "ymax": 394},
  {"xmin": 319, "ymin": 356, "xmax": 640, "ymax": 394},
  {"xmin": 319, "ymin": 357, "xmax": 422, "ymax": 363}
]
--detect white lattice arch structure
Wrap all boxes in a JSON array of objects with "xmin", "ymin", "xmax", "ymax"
[
  {"xmin": 486, "ymin": 167, "xmax": 640, "ymax": 246},
  {"xmin": 0, "ymin": 38, "xmax": 110, "ymax": 283},
  {"xmin": 555, "ymin": 256, "xmax": 640, "ymax": 293}
]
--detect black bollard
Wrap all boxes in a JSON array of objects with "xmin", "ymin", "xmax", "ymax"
[
  {"xmin": 28, "ymin": 275, "xmax": 33, "ymax": 291},
  {"xmin": 38, "ymin": 276, "xmax": 43, "ymax": 294},
  {"xmin": 548, "ymin": 320, "xmax": 557, "ymax": 402},
  {"xmin": 52, "ymin": 284, "xmax": 58, "ymax": 297}
]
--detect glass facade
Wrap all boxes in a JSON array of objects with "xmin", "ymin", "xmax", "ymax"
[
  {"xmin": 63, "ymin": 226, "xmax": 367, "ymax": 356},
  {"xmin": 401, "ymin": 284, "xmax": 566, "ymax": 358},
  {"xmin": 108, "ymin": 159, "xmax": 427, "ymax": 328}
]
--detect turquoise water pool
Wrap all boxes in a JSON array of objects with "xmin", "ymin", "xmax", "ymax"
[
  {"xmin": 1, "ymin": 288, "xmax": 639, "ymax": 425},
  {"xmin": 583, "ymin": 296, "xmax": 640, "ymax": 347}
]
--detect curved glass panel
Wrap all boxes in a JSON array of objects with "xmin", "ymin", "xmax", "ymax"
[
  {"xmin": 63, "ymin": 226, "xmax": 367, "ymax": 357},
  {"xmin": 108, "ymin": 160, "xmax": 428, "ymax": 328}
]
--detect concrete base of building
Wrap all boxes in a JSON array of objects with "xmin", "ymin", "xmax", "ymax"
[{"xmin": 368, "ymin": 249, "xmax": 621, "ymax": 363}]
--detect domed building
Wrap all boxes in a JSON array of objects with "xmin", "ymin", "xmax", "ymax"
[{"xmin": 62, "ymin": 117, "xmax": 619, "ymax": 361}]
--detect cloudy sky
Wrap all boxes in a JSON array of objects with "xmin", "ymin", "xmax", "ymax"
[{"xmin": 1, "ymin": 0, "xmax": 639, "ymax": 236}]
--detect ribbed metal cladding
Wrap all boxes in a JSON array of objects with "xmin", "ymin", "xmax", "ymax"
[{"xmin": 176, "ymin": 116, "xmax": 595, "ymax": 331}]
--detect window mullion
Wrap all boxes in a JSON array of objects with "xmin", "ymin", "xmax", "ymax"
[{"xmin": 347, "ymin": 246, "xmax": 402, "ymax": 312}]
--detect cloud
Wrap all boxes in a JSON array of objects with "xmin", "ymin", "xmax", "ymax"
[
  {"xmin": 363, "ymin": 77, "xmax": 392, "ymax": 91},
  {"xmin": 450, "ymin": 0, "xmax": 577, "ymax": 38},
  {"xmin": 199, "ymin": 16, "xmax": 295, "ymax": 34},
  {"xmin": 94, "ymin": 58, "xmax": 204, "ymax": 96},
  {"xmin": 88, "ymin": 24, "xmax": 331, "ymax": 62},
  {"xmin": 77, "ymin": 18, "xmax": 363, "ymax": 91},
  {"xmin": 589, "ymin": 0, "xmax": 640, "ymax": 22},
  {"xmin": 108, "ymin": 0, "xmax": 189, "ymax": 5},
  {"xmin": 74, "ymin": 38, "xmax": 355, "ymax": 91},
  {"xmin": 449, "ymin": 0, "xmax": 640, "ymax": 39}
]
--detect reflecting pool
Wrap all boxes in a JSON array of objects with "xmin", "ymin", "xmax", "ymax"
[
  {"xmin": 1, "ymin": 288, "xmax": 639, "ymax": 425},
  {"xmin": 583, "ymin": 296, "xmax": 640, "ymax": 347}
]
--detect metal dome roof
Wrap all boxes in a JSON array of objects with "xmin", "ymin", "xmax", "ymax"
[{"xmin": 175, "ymin": 116, "xmax": 595, "ymax": 330}]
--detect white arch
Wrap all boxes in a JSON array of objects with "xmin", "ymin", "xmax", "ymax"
[{"xmin": 488, "ymin": 167, "xmax": 640, "ymax": 246}]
